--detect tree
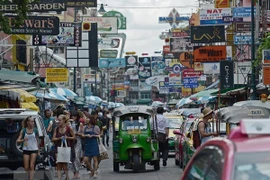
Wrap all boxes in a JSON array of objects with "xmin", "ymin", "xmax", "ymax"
[
  {"xmin": 0, "ymin": 0, "xmax": 34, "ymax": 34},
  {"xmin": 257, "ymin": 32, "xmax": 270, "ymax": 65}
]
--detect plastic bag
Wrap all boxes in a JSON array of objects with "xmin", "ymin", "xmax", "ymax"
[{"xmin": 98, "ymin": 138, "xmax": 109, "ymax": 161}]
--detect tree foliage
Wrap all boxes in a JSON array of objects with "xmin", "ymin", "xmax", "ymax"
[
  {"xmin": 257, "ymin": 32, "xmax": 270, "ymax": 65},
  {"xmin": 0, "ymin": 0, "xmax": 33, "ymax": 34}
]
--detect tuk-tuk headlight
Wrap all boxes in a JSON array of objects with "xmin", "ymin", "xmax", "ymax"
[
  {"xmin": 146, "ymin": 137, "xmax": 151, "ymax": 143},
  {"xmin": 132, "ymin": 136, "xmax": 138, "ymax": 143},
  {"xmin": 119, "ymin": 138, "xmax": 123, "ymax": 144}
]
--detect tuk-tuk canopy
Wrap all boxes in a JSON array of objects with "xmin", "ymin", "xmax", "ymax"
[
  {"xmin": 216, "ymin": 106, "xmax": 270, "ymax": 124},
  {"xmin": 233, "ymin": 100, "xmax": 270, "ymax": 110},
  {"xmin": 112, "ymin": 105, "xmax": 153, "ymax": 117}
]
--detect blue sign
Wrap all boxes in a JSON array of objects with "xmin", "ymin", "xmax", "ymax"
[
  {"xmin": 159, "ymin": 16, "xmax": 189, "ymax": 22},
  {"xmin": 222, "ymin": 16, "xmax": 243, "ymax": 23},
  {"xmin": 183, "ymin": 77, "xmax": 198, "ymax": 88},
  {"xmin": 124, "ymin": 81, "xmax": 130, "ymax": 85},
  {"xmin": 98, "ymin": 58, "xmax": 126, "ymax": 68},
  {"xmin": 233, "ymin": 7, "xmax": 256, "ymax": 18},
  {"xmin": 233, "ymin": 35, "xmax": 252, "ymax": 45}
]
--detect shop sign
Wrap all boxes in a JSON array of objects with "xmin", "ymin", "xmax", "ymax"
[
  {"xmin": 138, "ymin": 57, "xmax": 152, "ymax": 79},
  {"xmin": 0, "ymin": 0, "xmax": 66, "ymax": 12},
  {"xmin": 191, "ymin": 25, "xmax": 225, "ymax": 43},
  {"xmin": 32, "ymin": 22, "xmax": 81, "ymax": 46},
  {"xmin": 172, "ymin": 31, "xmax": 189, "ymax": 37},
  {"xmin": 163, "ymin": 45, "xmax": 170, "ymax": 53},
  {"xmin": 235, "ymin": 23, "xmax": 251, "ymax": 32},
  {"xmin": 183, "ymin": 77, "xmax": 198, "ymax": 88},
  {"xmin": 98, "ymin": 58, "xmax": 126, "ymax": 68},
  {"xmin": 193, "ymin": 45, "xmax": 226, "ymax": 62},
  {"xmin": 233, "ymin": 35, "xmax": 252, "ymax": 45},
  {"xmin": 220, "ymin": 60, "xmax": 234, "ymax": 90},
  {"xmin": 103, "ymin": 10, "xmax": 127, "ymax": 30},
  {"xmin": 179, "ymin": 52, "xmax": 193, "ymax": 68},
  {"xmin": 263, "ymin": 50, "xmax": 270, "ymax": 64},
  {"xmin": 199, "ymin": 8, "xmax": 231, "ymax": 25},
  {"xmin": 170, "ymin": 37, "xmax": 192, "ymax": 52},
  {"xmin": 82, "ymin": 17, "xmax": 117, "ymax": 34},
  {"xmin": 222, "ymin": 16, "xmax": 243, "ymax": 23},
  {"xmin": 46, "ymin": 68, "xmax": 68, "ymax": 83},
  {"xmin": 158, "ymin": 8, "xmax": 189, "ymax": 28},
  {"xmin": 66, "ymin": 0, "xmax": 97, "ymax": 7},
  {"xmin": 263, "ymin": 66, "xmax": 270, "ymax": 85},
  {"xmin": 214, "ymin": 0, "xmax": 230, "ymax": 8},
  {"xmin": 4, "ymin": 16, "xmax": 59, "ymax": 35},
  {"xmin": 100, "ymin": 50, "xmax": 118, "ymax": 58},
  {"xmin": 182, "ymin": 69, "xmax": 202, "ymax": 78},
  {"xmin": 233, "ymin": 7, "xmax": 256, "ymax": 18}
]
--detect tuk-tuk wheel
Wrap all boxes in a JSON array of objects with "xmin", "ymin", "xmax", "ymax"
[
  {"xmin": 154, "ymin": 161, "xmax": 160, "ymax": 171},
  {"xmin": 113, "ymin": 162, "xmax": 119, "ymax": 172},
  {"xmin": 133, "ymin": 154, "xmax": 140, "ymax": 173}
]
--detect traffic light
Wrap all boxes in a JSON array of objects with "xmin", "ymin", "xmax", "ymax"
[{"xmin": 82, "ymin": 22, "xmax": 91, "ymax": 31}]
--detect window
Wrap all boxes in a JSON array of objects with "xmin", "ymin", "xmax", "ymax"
[
  {"xmin": 141, "ymin": 93, "xmax": 151, "ymax": 99},
  {"xmin": 184, "ymin": 146, "xmax": 224, "ymax": 180}
]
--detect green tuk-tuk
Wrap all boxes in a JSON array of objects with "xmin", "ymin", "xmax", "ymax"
[
  {"xmin": 216, "ymin": 106, "xmax": 270, "ymax": 135},
  {"xmin": 112, "ymin": 105, "xmax": 160, "ymax": 173}
]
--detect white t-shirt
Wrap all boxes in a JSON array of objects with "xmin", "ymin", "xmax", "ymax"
[{"xmin": 156, "ymin": 114, "xmax": 169, "ymax": 134}]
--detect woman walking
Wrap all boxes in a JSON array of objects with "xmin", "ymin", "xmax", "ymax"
[
  {"xmin": 52, "ymin": 114, "xmax": 76, "ymax": 180},
  {"xmin": 17, "ymin": 116, "xmax": 39, "ymax": 180},
  {"xmin": 82, "ymin": 117, "xmax": 100, "ymax": 179}
]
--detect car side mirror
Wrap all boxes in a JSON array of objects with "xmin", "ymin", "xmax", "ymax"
[{"xmin": 173, "ymin": 130, "xmax": 183, "ymax": 136}]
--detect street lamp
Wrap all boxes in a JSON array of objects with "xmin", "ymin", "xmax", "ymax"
[{"xmin": 98, "ymin": 4, "xmax": 107, "ymax": 15}]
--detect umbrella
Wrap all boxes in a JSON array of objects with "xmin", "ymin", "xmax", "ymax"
[
  {"xmin": 197, "ymin": 96, "xmax": 216, "ymax": 104},
  {"xmin": 32, "ymin": 91, "xmax": 68, "ymax": 102},
  {"xmin": 233, "ymin": 100, "xmax": 270, "ymax": 110},
  {"xmin": 176, "ymin": 98, "xmax": 193, "ymax": 108},
  {"xmin": 115, "ymin": 103, "xmax": 125, "ymax": 107},
  {"xmin": 49, "ymin": 88, "xmax": 77, "ymax": 98},
  {"xmin": 85, "ymin": 96, "xmax": 102, "ymax": 104},
  {"xmin": 216, "ymin": 106, "xmax": 270, "ymax": 124},
  {"xmin": 151, "ymin": 101, "xmax": 164, "ymax": 107},
  {"xmin": 190, "ymin": 89, "xmax": 218, "ymax": 98},
  {"xmin": 108, "ymin": 102, "xmax": 116, "ymax": 109}
]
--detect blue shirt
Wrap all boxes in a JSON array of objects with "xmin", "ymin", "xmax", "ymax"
[{"xmin": 43, "ymin": 117, "xmax": 54, "ymax": 129}]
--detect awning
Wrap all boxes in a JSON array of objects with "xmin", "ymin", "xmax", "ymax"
[
  {"xmin": 211, "ymin": 86, "xmax": 247, "ymax": 96},
  {"xmin": 49, "ymin": 88, "xmax": 77, "ymax": 98},
  {"xmin": 136, "ymin": 99, "xmax": 152, "ymax": 105},
  {"xmin": 0, "ymin": 69, "xmax": 39, "ymax": 83},
  {"xmin": 205, "ymin": 80, "xmax": 219, "ymax": 90},
  {"xmin": 31, "ymin": 91, "xmax": 68, "ymax": 102},
  {"xmin": 190, "ymin": 89, "xmax": 218, "ymax": 98},
  {"xmin": 0, "ymin": 89, "xmax": 36, "ymax": 103},
  {"xmin": 21, "ymin": 102, "xmax": 39, "ymax": 112}
]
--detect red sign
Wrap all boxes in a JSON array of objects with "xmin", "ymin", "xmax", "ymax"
[
  {"xmin": 163, "ymin": 45, "xmax": 170, "ymax": 53},
  {"xmin": 182, "ymin": 69, "xmax": 202, "ymax": 78},
  {"xmin": 172, "ymin": 32, "xmax": 189, "ymax": 37}
]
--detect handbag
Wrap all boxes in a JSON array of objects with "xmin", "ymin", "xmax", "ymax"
[
  {"xmin": 98, "ymin": 137, "xmax": 109, "ymax": 161},
  {"xmin": 56, "ymin": 139, "xmax": 71, "ymax": 163}
]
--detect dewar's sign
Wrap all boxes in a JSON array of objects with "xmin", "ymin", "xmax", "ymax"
[{"xmin": 4, "ymin": 16, "xmax": 60, "ymax": 35}]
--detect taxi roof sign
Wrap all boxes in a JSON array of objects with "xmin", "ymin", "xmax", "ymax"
[{"xmin": 240, "ymin": 119, "xmax": 270, "ymax": 135}]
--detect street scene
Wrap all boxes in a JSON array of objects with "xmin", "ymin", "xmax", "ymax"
[{"xmin": 0, "ymin": 0, "xmax": 270, "ymax": 180}]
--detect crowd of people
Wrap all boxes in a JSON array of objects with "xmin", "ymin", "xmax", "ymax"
[{"xmin": 17, "ymin": 106, "xmax": 111, "ymax": 180}]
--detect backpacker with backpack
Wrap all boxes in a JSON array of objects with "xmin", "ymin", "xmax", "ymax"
[{"xmin": 192, "ymin": 119, "xmax": 206, "ymax": 149}]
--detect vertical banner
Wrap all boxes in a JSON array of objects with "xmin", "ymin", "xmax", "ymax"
[
  {"xmin": 220, "ymin": 60, "xmax": 234, "ymax": 90},
  {"xmin": 125, "ymin": 56, "xmax": 138, "ymax": 80},
  {"xmin": 138, "ymin": 57, "xmax": 152, "ymax": 79},
  {"xmin": 151, "ymin": 56, "xmax": 165, "ymax": 76}
]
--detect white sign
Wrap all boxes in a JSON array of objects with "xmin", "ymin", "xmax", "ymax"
[
  {"xmin": 226, "ymin": 46, "xmax": 232, "ymax": 60},
  {"xmin": 203, "ymin": 63, "xmax": 220, "ymax": 74},
  {"xmin": 199, "ymin": 8, "xmax": 232, "ymax": 25},
  {"xmin": 82, "ymin": 17, "xmax": 118, "ymax": 34},
  {"xmin": 145, "ymin": 75, "xmax": 168, "ymax": 90}
]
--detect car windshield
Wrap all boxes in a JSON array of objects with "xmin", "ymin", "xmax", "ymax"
[
  {"xmin": 121, "ymin": 118, "xmax": 148, "ymax": 131},
  {"xmin": 234, "ymin": 151, "xmax": 270, "ymax": 180},
  {"xmin": 185, "ymin": 121, "xmax": 193, "ymax": 132},
  {"xmin": 167, "ymin": 118, "xmax": 183, "ymax": 129}
]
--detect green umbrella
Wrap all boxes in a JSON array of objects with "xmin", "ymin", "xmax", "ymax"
[{"xmin": 190, "ymin": 89, "xmax": 218, "ymax": 98}]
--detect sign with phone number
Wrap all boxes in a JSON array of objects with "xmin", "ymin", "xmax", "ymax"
[{"xmin": 183, "ymin": 77, "xmax": 198, "ymax": 88}]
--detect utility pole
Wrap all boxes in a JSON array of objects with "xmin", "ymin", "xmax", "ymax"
[
  {"xmin": 73, "ymin": 8, "xmax": 78, "ymax": 93},
  {"xmin": 250, "ymin": 0, "xmax": 256, "ymax": 100}
]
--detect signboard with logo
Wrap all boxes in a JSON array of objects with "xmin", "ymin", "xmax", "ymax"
[
  {"xmin": 172, "ymin": 31, "xmax": 189, "ymax": 37},
  {"xmin": 125, "ymin": 56, "xmax": 138, "ymax": 80},
  {"xmin": 166, "ymin": 74, "xmax": 181, "ymax": 86},
  {"xmin": 32, "ymin": 22, "xmax": 82, "ymax": 47},
  {"xmin": 233, "ymin": 35, "xmax": 252, "ymax": 45},
  {"xmin": 179, "ymin": 52, "xmax": 193, "ymax": 68},
  {"xmin": 182, "ymin": 69, "xmax": 202, "ymax": 78},
  {"xmin": 98, "ymin": 37, "xmax": 120, "ymax": 49},
  {"xmin": 263, "ymin": 66, "xmax": 270, "ymax": 85},
  {"xmin": 222, "ymin": 16, "xmax": 243, "ymax": 23},
  {"xmin": 199, "ymin": 8, "xmax": 231, "ymax": 25},
  {"xmin": 203, "ymin": 62, "xmax": 220, "ymax": 74},
  {"xmin": 193, "ymin": 46, "xmax": 227, "ymax": 62},
  {"xmin": 235, "ymin": 23, "xmax": 251, "ymax": 32},
  {"xmin": 194, "ymin": 62, "xmax": 204, "ymax": 71},
  {"xmin": 183, "ymin": 77, "xmax": 198, "ymax": 88},
  {"xmin": 103, "ymin": 10, "xmax": 127, "ymax": 30},
  {"xmin": 191, "ymin": 25, "xmax": 225, "ymax": 43},
  {"xmin": 138, "ymin": 57, "xmax": 151, "ymax": 79},
  {"xmin": 0, "ymin": 0, "xmax": 67, "ymax": 12},
  {"xmin": 82, "ymin": 17, "xmax": 118, "ymax": 34},
  {"xmin": 4, "ymin": 16, "xmax": 59, "ymax": 35},
  {"xmin": 170, "ymin": 37, "xmax": 192, "ymax": 52},
  {"xmin": 158, "ymin": 8, "xmax": 189, "ymax": 28},
  {"xmin": 98, "ymin": 58, "xmax": 125, "ymax": 68},
  {"xmin": 66, "ymin": 0, "xmax": 97, "ymax": 7},
  {"xmin": 214, "ymin": 0, "xmax": 230, "ymax": 8},
  {"xmin": 100, "ymin": 50, "xmax": 118, "ymax": 58},
  {"xmin": 151, "ymin": 56, "xmax": 165, "ymax": 76},
  {"xmin": 263, "ymin": 50, "xmax": 270, "ymax": 64},
  {"xmin": 46, "ymin": 68, "xmax": 68, "ymax": 83},
  {"xmin": 220, "ymin": 60, "xmax": 234, "ymax": 90},
  {"xmin": 233, "ymin": 7, "xmax": 256, "ymax": 18}
]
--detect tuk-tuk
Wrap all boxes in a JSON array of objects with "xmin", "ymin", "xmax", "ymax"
[
  {"xmin": 216, "ymin": 106, "xmax": 270, "ymax": 135},
  {"xmin": 112, "ymin": 106, "xmax": 160, "ymax": 172}
]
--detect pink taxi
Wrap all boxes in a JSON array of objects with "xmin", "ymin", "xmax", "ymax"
[{"xmin": 181, "ymin": 119, "xmax": 270, "ymax": 180}]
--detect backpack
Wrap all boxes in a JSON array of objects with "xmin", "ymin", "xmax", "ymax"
[
  {"xmin": 192, "ymin": 119, "xmax": 206, "ymax": 149},
  {"xmin": 21, "ymin": 128, "xmax": 39, "ymax": 148}
]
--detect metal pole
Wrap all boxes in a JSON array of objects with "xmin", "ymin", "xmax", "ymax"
[
  {"xmin": 250, "ymin": 0, "xmax": 256, "ymax": 100},
  {"xmin": 73, "ymin": 7, "xmax": 78, "ymax": 93},
  {"xmin": 107, "ymin": 68, "xmax": 110, "ymax": 102},
  {"xmin": 94, "ymin": 68, "xmax": 97, "ymax": 96}
]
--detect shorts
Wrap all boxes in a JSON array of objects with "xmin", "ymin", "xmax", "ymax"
[{"xmin": 23, "ymin": 150, "xmax": 38, "ymax": 155}]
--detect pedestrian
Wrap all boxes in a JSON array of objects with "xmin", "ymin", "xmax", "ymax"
[
  {"xmin": 43, "ymin": 109, "xmax": 54, "ymax": 137},
  {"xmin": 155, "ymin": 107, "xmax": 169, "ymax": 167},
  {"xmin": 82, "ymin": 117, "xmax": 100, "ymax": 179},
  {"xmin": 100, "ymin": 111, "xmax": 110, "ymax": 147},
  {"xmin": 70, "ymin": 111, "xmax": 83, "ymax": 179},
  {"xmin": 197, "ymin": 107, "xmax": 218, "ymax": 145},
  {"xmin": 52, "ymin": 114, "xmax": 76, "ymax": 180},
  {"xmin": 16, "ymin": 116, "xmax": 39, "ymax": 180}
]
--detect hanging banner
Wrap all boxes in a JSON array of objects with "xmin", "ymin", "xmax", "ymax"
[
  {"xmin": 151, "ymin": 56, "xmax": 165, "ymax": 76},
  {"xmin": 170, "ymin": 37, "xmax": 192, "ymax": 52},
  {"xmin": 138, "ymin": 57, "xmax": 151, "ymax": 79},
  {"xmin": 199, "ymin": 8, "xmax": 231, "ymax": 25},
  {"xmin": 46, "ymin": 68, "xmax": 68, "ymax": 83},
  {"xmin": 125, "ymin": 56, "xmax": 138, "ymax": 80},
  {"xmin": 220, "ymin": 60, "xmax": 234, "ymax": 90},
  {"xmin": 193, "ymin": 46, "xmax": 227, "ymax": 62}
]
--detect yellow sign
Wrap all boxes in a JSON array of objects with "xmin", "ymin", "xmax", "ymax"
[
  {"xmin": 46, "ymin": 68, "xmax": 69, "ymax": 83},
  {"xmin": 128, "ymin": 129, "xmax": 141, "ymax": 134}
]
